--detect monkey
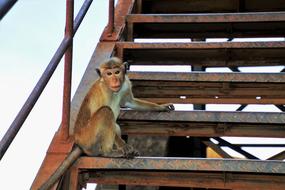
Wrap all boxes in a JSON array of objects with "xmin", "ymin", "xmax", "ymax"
[{"xmin": 39, "ymin": 57, "xmax": 174, "ymax": 190}]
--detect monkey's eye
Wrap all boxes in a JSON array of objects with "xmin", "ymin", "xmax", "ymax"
[
  {"xmin": 106, "ymin": 72, "xmax": 112, "ymax": 76},
  {"xmin": 115, "ymin": 70, "xmax": 121, "ymax": 75}
]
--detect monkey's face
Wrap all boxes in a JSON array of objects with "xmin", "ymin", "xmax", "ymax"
[{"xmin": 102, "ymin": 68, "xmax": 125, "ymax": 92}]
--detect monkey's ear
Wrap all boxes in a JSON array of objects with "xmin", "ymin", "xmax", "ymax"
[
  {"xmin": 123, "ymin": 62, "xmax": 129, "ymax": 73},
  {"xmin": 96, "ymin": 68, "xmax": 101, "ymax": 77}
]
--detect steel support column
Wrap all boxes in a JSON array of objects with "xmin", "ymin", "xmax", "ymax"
[{"xmin": 59, "ymin": 0, "xmax": 74, "ymax": 141}]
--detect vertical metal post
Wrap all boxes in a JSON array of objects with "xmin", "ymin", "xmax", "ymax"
[
  {"xmin": 108, "ymin": 0, "xmax": 115, "ymax": 35},
  {"xmin": 59, "ymin": 0, "xmax": 74, "ymax": 140}
]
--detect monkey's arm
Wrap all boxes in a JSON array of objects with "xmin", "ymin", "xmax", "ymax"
[
  {"xmin": 125, "ymin": 97, "xmax": 174, "ymax": 111},
  {"xmin": 120, "ymin": 77, "xmax": 174, "ymax": 111}
]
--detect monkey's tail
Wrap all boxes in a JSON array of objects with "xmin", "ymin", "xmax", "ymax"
[{"xmin": 38, "ymin": 146, "xmax": 82, "ymax": 190}]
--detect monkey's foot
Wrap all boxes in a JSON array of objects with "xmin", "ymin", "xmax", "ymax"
[{"xmin": 123, "ymin": 145, "xmax": 140, "ymax": 158}]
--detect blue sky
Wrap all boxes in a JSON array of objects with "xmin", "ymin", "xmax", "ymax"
[{"xmin": 0, "ymin": 1, "xmax": 108, "ymax": 189}]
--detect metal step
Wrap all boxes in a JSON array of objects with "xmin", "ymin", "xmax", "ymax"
[
  {"xmin": 70, "ymin": 157, "xmax": 285, "ymax": 189},
  {"xmin": 118, "ymin": 110, "xmax": 285, "ymax": 138},
  {"xmin": 116, "ymin": 41, "xmax": 285, "ymax": 67},
  {"xmin": 126, "ymin": 12, "xmax": 285, "ymax": 39},
  {"xmin": 137, "ymin": 0, "xmax": 285, "ymax": 14},
  {"xmin": 127, "ymin": 71, "xmax": 285, "ymax": 104}
]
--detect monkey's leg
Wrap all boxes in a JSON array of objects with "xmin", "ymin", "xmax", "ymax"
[
  {"xmin": 114, "ymin": 134, "xmax": 140, "ymax": 158},
  {"xmin": 80, "ymin": 106, "xmax": 125, "ymax": 157},
  {"xmin": 113, "ymin": 124, "xmax": 140, "ymax": 158}
]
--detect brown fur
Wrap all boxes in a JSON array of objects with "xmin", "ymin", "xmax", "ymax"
[{"xmin": 39, "ymin": 57, "xmax": 174, "ymax": 190}]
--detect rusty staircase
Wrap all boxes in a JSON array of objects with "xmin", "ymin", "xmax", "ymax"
[{"xmin": 28, "ymin": 0, "xmax": 285, "ymax": 189}]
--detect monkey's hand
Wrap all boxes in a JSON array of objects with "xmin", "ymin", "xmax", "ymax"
[{"xmin": 161, "ymin": 103, "xmax": 175, "ymax": 112}]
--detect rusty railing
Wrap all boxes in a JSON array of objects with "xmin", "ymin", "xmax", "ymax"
[
  {"xmin": 0, "ymin": 0, "xmax": 18, "ymax": 20},
  {"xmin": 0, "ymin": 0, "xmax": 115, "ymax": 160}
]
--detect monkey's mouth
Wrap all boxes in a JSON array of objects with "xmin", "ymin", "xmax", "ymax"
[{"xmin": 110, "ymin": 86, "xmax": 121, "ymax": 92}]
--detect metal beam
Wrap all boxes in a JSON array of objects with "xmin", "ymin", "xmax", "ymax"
[
  {"xmin": 75, "ymin": 157, "xmax": 285, "ymax": 173},
  {"xmin": 213, "ymin": 137, "xmax": 259, "ymax": 159},
  {"xmin": 236, "ymin": 104, "xmax": 247, "ymax": 111},
  {"xmin": 118, "ymin": 111, "xmax": 285, "ymax": 138},
  {"xmin": 126, "ymin": 13, "xmax": 285, "ymax": 39},
  {"xmin": 119, "ymin": 120, "xmax": 285, "ymax": 138},
  {"xmin": 59, "ymin": 0, "xmax": 74, "ymax": 141},
  {"xmin": 202, "ymin": 140, "xmax": 232, "ymax": 158},
  {"xmin": 222, "ymin": 143, "xmax": 285, "ymax": 147},
  {"xmin": 137, "ymin": 98, "xmax": 285, "ymax": 105},
  {"xmin": 229, "ymin": 66, "xmax": 240, "ymax": 72},
  {"xmin": 100, "ymin": 0, "xmax": 134, "ymax": 41},
  {"xmin": 128, "ymin": 72, "xmax": 285, "ymax": 104},
  {"xmin": 268, "ymin": 150, "xmax": 285, "ymax": 160},
  {"xmin": 127, "ymin": 12, "xmax": 285, "ymax": 23},
  {"xmin": 128, "ymin": 71, "xmax": 285, "ymax": 83},
  {"xmin": 118, "ymin": 41, "xmax": 285, "ymax": 49},
  {"xmin": 119, "ymin": 110, "xmax": 285, "ymax": 124},
  {"xmin": 276, "ymin": 105, "xmax": 285, "ymax": 112},
  {"xmin": 86, "ymin": 170, "xmax": 285, "ymax": 190}
]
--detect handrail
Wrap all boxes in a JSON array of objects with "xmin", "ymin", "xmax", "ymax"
[
  {"xmin": 0, "ymin": 0, "xmax": 96, "ymax": 160},
  {"xmin": 0, "ymin": 0, "xmax": 18, "ymax": 20}
]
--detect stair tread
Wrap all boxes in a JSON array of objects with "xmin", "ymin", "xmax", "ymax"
[
  {"xmin": 139, "ymin": 0, "xmax": 285, "ymax": 14},
  {"xmin": 128, "ymin": 71, "xmax": 285, "ymax": 83},
  {"xmin": 125, "ymin": 13, "xmax": 285, "ymax": 39},
  {"xmin": 127, "ymin": 12, "xmax": 285, "ymax": 23},
  {"xmin": 119, "ymin": 110, "xmax": 285, "ymax": 124},
  {"xmin": 76, "ymin": 156, "xmax": 285, "ymax": 174},
  {"xmin": 117, "ymin": 41, "xmax": 285, "ymax": 67},
  {"xmin": 128, "ymin": 72, "xmax": 285, "ymax": 105},
  {"xmin": 117, "ymin": 41, "xmax": 285, "ymax": 49}
]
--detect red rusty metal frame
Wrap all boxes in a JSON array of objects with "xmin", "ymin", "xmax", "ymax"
[
  {"xmin": 0, "ymin": 0, "xmax": 93, "ymax": 160},
  {"xmin": 107, "ymin": 0, "xmax": 115, "ymax": 35},
  {"xmin": 59, "ymin": 0, "xmax": 74, "ymax": 141},
  {"xmin": 0, "ymin": 0, "xmax": 18, "ymax": 20},
  {"xmin": 76, "ymin": 157, "xmax": 285, "ymax": 174},
  {"xmin": 65, "ymin": 157, "xmax": 285, "ymax": 189},
  {"xmin": 85, "ymin": 170, "xmax": 285, "ymax": 190},
  {"xmin": 101, "ymin": 0, "xmax": 134, "ymax": 41}
]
